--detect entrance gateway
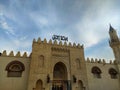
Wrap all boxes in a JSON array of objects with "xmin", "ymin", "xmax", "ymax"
[{"xmin": 52, "ymin": 62, "xmax": 71, "ymax": 90}]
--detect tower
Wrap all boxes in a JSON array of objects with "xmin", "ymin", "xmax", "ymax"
[
  {"xmin": 27, "ymin": 38, "xmax": 89, "ymax": 90},
  {"xmin": 109, "ymin": 25, "xmax": 120, "ymax": 64}
]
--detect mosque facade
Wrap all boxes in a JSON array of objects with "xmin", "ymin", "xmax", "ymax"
[{"xmin": 0, "ymin": 26, "xmax": 120, "ymax": 90}]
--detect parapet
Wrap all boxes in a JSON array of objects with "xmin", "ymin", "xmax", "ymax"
[
  {"xmin": 86, "ymin": 57, "xmax": 117, "ymax": 64},
  {"xmin": 32, "ymin": 37, "xmax": 83, "ymax": 49},
  {"xmin": 0, "ymin": 50, "xmax": 29, "ymax": 58}
]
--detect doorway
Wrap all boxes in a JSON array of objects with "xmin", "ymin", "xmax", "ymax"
[{"xmin": 53, "ymin": 62, "xmax": 68, "ymax": 90}]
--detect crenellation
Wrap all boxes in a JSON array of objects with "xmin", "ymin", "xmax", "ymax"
[
  {"xmin": 80, "ymin": 44, "xmax": 83, "ymax": 48},
  {"xmin": 16, "ymin": 51, "xmax": 21, "ymax": 57},
  {"xmin": 59, "ymin": 41, "xmax": 62, "ymax": 45},
  {"xmin": 23, "ymin": 52, "xmax": 27, "ymax": 57},
  {"xmin": 37, "ymin": 37, "xmax": 41, "ymax": 43},
  {"xmin": 91, "ymin": 58, "xmax": 94, "ymax": 63},
  {"xmin": 102, "ymin": 59, "xmax": 106, "ymax": 64},
  {"xmin": 2, "ymin": 50, "xmax": 7, "ymax": 56},
  {"xmin": 49, "ymin": 39, "xmax": 52, "ymax": 44},
  {"xmin": 98, "ymin": 59, "xmax": 102, "ymax": 63},
  {"xmin": 68, "ymin": 42, "xmax": 72, "ymax": 47},
  {"xmin": 33, "ymin": 38, "xmax": 36, "ymax": 43},
  {"xmin": 53, "ymin": 40, "xmax": 57, "ymax": 45},
  {"xmin": 64, "ymin": 41, "xmax": 67, "ymax": 46},
  {"xmin": 95, "ymin": 58, "xmax": 98, "ymax": 63},
  {"xmin": 32, "ymin": 38, "xmax": 83, "ymax": 49},
  {"xmin": 86, "ymin": 57, "xmax": 90, "ymax": 62},
  {"xmin": 86, "ymin": 58, "xmax": 110, "ymax": 64},
  {"xmin": 73, "ymin": 43, "xmax": 76, "ymax": 47},
  {"xmin": 109, "ymin": 60, "xmax": 113, "ymax": 64},
  {"xmin": 0, "ymin": 50, "xmax": 29, "ymax": 58},
  {"xmin": 77, "ymin": 43, "xmax": 81, "ymax": 48},
  {"xmin": 9, "ymin": 51, "xmax": 14, "ymax": 57},
  {"xmin": 43, "ymin": 38, "xmax": 47, "ymax": 43}
]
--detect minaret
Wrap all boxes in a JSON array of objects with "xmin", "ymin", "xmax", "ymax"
[{"xmin": 109, "ymin": 25, "xmax": 120, "ymax": 63}]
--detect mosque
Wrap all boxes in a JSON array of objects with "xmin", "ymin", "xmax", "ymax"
[{"xmin": 0, "ymin": 25, "xmax": 120, "ymax": 90}]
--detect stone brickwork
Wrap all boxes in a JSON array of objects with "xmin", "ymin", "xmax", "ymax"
[{"xmin": 27, "ymin": 38, "xmax": 88, "ymax": 90}]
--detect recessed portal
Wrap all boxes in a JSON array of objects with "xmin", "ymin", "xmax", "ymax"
[{"xmin": 53, "ymin": 62, "xmax": 68, "ymax": 90}]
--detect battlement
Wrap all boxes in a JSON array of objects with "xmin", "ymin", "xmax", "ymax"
[
  {"xmin": 32, "ymin": 37, "xmax": 83, "ymax": 49},
  {"xmin": 86, "ymin": 57, "xmax": 117, "ymax": 64},
  {"xmin": 0, "ymin": 50, "xmax": 29, "ymax": 58}
]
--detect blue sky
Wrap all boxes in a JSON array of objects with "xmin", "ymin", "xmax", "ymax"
[{"xmin": 0, "ymin": 0, "xmax": 120, "ymax": 61}]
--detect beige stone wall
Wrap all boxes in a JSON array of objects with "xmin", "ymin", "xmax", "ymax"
[
  {"xmin": 69, "ymin": 47, "xmax": 88, "ymax": 90},
  {"xmin": 27, "ymin": 39, "xmax": 89, "ymax": 90},
  {"xmin": 0, "ymin": 56, "xmax": 30, "ymax": 90},
  {"xmin": 86, "ymin": 60, "xmax": 120, "ymax": 90},
  {"xmin": 27, "ymin": 41, "xmax": 52, "ymax": 90}
]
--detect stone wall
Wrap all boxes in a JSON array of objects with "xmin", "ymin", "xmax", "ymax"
[
  {"xmin": 0, "ymin": 51, "xmax": 30, "ymax": 90},
  {"xmin": 86, "ymin": 58, "xmax": 120, "ymax": 90}
]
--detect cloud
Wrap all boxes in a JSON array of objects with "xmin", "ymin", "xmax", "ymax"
[
  {"xmin": 0, "ymin": 13, "xmax": 15, "ymax": 35},
  {"xmin": 0, "ymin": 0, "xmax": 120, "ymax": 60},
  {"xmin": 72, "ymin": 0, "xmax": 120, "ymax": 48},
  {"xmin": 0, "ymin": 21, "xmax": 15, "ymax": 35},
  {"xmin": 30, "ymin": 13, "xmax": 49, "ymax": 28}
]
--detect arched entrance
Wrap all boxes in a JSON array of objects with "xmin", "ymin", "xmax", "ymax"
[
  {"xmin": 33, "ymin": 80, "xmax": 43, "ymax": 90},
  {"xmin": 53, "ymin": 62, "xmax": 68, "ymax": 90}
]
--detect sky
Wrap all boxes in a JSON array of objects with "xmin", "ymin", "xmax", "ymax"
[{"xmin": 0, "ymin": 0, "xmax": 120, "ymax": 61}]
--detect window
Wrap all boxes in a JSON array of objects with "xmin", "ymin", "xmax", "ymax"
[
  {"xmin": 33, "ymin": 80, "xmax": 43, "ymax": 90},
  {"xmin": 109, "ymin": 68, "xmax": 118, "ymax": 79},
  {"xmin": 91, "ymin": 66, "xmax": 101, "ymax": 78},
  {"xmin": 76, "ymin": 58, "xmax": 81, "ymax": 69},
  {"xmin": 38, "ymin": 55, "xmax": 44, "ymax": 67},
  {"xmin": 6, "ymin": 61, "xmax": 25, "ymax": 77}
]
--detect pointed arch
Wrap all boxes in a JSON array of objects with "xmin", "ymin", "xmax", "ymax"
[
  {"xmin": 34, "ymin": 79, "xmax": 43, "ymax": 90},
  {"xmin": 38, "ymin": 55, "xmax": 44, "ymax": 67},
  {"xmin": 76, "ymin": 58, "xmax": 81, "ymax": 69},
  {"xmin": 53, "ymin": 62, "xmax": 68, "ymax": 90},
  {"xmin": 5, "ymin": 60, "xmax": 25, "ymax": 77},
  {"xmin": 91, "ymin": 66, "xmax": 102, "ymax": 78},
  {"xmin": 53, "ymin": 62, "xmax": 67, "ymax": 80},
  {"xmin": 109, "ymin": 68, "xmax": 118, "ymax": 79},
  {"xmin": 78, "ymin": 80, "xmax": 84, "ymax": 90}
]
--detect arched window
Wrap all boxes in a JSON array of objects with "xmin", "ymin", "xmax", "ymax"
[
  {"xmin": 38, "ymin": 55, "xmax": 44, "ymax": 67},
  {"xmin": 6, "ymin": 61, "xmax": 25, "ymax": 77},
  {"xmin": 76, "ymin": 58, "xmax": 81, "ymax": 69},
  {"xmin": 34, "ymin": 80, "xmax": 43, "ymax": 90},
  {"xmin": 91, "ymin": 66, "xmax": 101, "ymax": 78},
  {"xmin": 109, "ymin": 68, "xmax": 118, "ymax": 79}
]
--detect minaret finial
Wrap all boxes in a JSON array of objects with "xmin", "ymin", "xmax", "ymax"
[{"xmin": 109, "ymin": 24, "xmax": 115, "ymax": 32}]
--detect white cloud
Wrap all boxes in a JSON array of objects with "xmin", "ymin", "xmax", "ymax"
[
  {"xmin": 13, "ymin": 39, "xmax": 31, "ymax": 48},
  {"xmin": 0, "ymin": 13, "xmax": 15, "ymax": 35},
  {"xmin": 0, "ymin": 0, "xmax": 120, "ymax": 60},
  {"xmin": 30, "ymin": 13, "xmax": 48, "ymax": 26},
  {"xmin": 74, "ymin": 0, "xmax": 120, "ymax": 48}
]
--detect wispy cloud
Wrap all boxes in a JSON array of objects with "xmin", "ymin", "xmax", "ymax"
[
  {"xmin": 0, "ymin": 0, "xmax": 120, "ymax": 60},
  {"xmin": 0, "ymin": 13, "xmax": 15, "ymax": 35}
]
